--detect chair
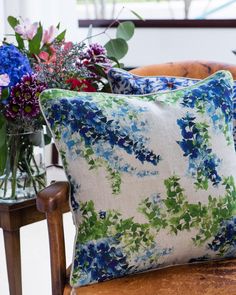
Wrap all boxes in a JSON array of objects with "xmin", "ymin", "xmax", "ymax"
[{"xmin": 37, "ymin": 60, "xmax": 236, "ymax": 295}]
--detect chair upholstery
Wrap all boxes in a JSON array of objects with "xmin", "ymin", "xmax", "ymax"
[
  {"xmin": 63, "ymin": 258, "xmax": 236, "ymax": 295},
  {"xmin": 130, "ymin": 60, "xmax": 236, "ymax": 79},
  {"xmin": 37, "ymin": 60, "xmax": 236, "ymax": 295}
]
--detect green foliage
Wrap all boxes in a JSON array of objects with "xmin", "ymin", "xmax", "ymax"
[
  {"xmin": 116, "ymin": 21, "xmax": 135, "ymax": 41},
  {"xmin": 81, "ymin": 145, "xmax": 122, "ymax": 194},
  {"xmin": 15, "ymin": 33, "xmax": 25, "ymax": 50},
  {"xmin": 106, "ymin": 165, "xmax": 122, "ymax": 195},
  {"xmin": 139, "ymin": 175, "xmax": 236, "ymax": 248},
  {"xmin": 104, "ymin": 19, "xmax": 136, "ymax": 62},
  {"xmin": 139, "ymin": 197, "xmax": 168, "ymax": 231},
  {"xmin": 56, "ymin": 29, "xmax": 66, "ymax": 42},
  {"xmin": 105, "ymin": 38, "xmax": 128, "ymax": 60},
  {"xmin": 28, "ymin": 24, "xmax": 43, "ymax": 55},
  {"xmin": 77, "ymin": 200, "xmax": 154, "ymax": 254},
  {"xmin": 7, "ymin": 16, "xmax": 19, "ymax": 29},
  {"xmin": 0, "ymin": 88, "xmax": 9, "ymax": 100}
]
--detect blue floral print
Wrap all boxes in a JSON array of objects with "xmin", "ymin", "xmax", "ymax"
[
  {"xmin": 40, "ymin": 70, "xmax": 236, "ymax": 288},
  {"xmin": 177, "ymin": 114, "xmax": 221, "ymax": 189},
  {"xmin": 71, "ymin": 237, "xmax": 130, "ymax": 285},
  {"xmin": 108, "ymin": 68, "xmax": 236, "ymax": 149},
  {"xmin": 107, "ymin": 68, "xmax": 197, "ymax": 94},
  {"xmin": 208, "ymin": 217, "xmax": 236, "ymax": 256}
]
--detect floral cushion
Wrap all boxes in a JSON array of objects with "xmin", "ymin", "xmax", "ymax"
[
  {"xmin": 108, "ymin": 68, "xmax": 236, "ymax": 150},
  {"xmin": 40, "ymin": 70, "xmax": 236, "ymax": 288}
]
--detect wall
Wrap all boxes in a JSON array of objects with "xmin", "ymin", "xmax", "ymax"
[
  {"xmin": 0, "ymin": 0, "xmax": 236, "ymax": 67},
  {"xmin": 1, "ymin": 0, "xmax": 236, "ymax": 67},
  {"xmin": 78, "ymin": 27, "xmax": 236, "ymax": 68}
]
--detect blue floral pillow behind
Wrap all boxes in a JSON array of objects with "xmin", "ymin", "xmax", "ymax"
[
  {"xmin": 40, "ymin": 71, "xmax": 236, "ymax": 288},
  {"xmin": 108, "ymin": 68, "xmax": 236, "ymax": 149}
]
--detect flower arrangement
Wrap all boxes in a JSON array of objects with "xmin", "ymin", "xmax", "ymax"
[{"xmin": 0, "ymin": 14, "xmax": 135, "ymax": 200}]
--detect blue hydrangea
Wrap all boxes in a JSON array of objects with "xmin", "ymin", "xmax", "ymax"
[{"xmin": 0, "ymin": 44, "xmax": 32, "ymax": 86}]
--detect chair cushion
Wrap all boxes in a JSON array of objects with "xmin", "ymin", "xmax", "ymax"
[
  {"xmin": 107, "ymin": 68, "xmax": 236, "ymax": 149},
  {"xmin": 63, "ymin": 258, "xmax": 236, "ymax": 295},
  {"xmin": 40, "ymin": 70, "xmax": 236, "ymax": 288}
]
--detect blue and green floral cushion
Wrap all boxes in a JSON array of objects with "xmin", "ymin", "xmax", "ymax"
[
  {"xmin": 40, "ymin": 70, "xmax": 236, "ymax": 288},
  {"xmin": 108, "ymin": 68, "xmax": 236, "ymax": 150}
]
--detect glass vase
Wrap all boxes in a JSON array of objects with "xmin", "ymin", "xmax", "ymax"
[{"xmin": 0, "ymin": 130, "xmax": 46, "ymax": 202}]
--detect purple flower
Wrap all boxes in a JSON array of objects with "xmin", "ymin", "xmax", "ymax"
[
  {"xmin": 77, "ymin": 43, "xmax": 112, "ymax": 79},
  {"xmin": 86, "ymin": 43, "xmax": 107, "ymax": 59},
  {"xmin": 5, "ymin": 74, "xmax": 47, "ymax": 122}
]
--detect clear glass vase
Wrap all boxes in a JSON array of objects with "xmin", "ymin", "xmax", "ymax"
[{"xmin": 0, "ymin": 130, "xmax": 46, "ymax": 202}]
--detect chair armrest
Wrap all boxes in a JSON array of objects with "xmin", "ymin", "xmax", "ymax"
[
  {"xmin": 36, "ymin": 181, "xmax": 70, "ymax": 213},
  {"xmin": 36, "ymin": 181, "xmax": 70, "ymax": 295}
]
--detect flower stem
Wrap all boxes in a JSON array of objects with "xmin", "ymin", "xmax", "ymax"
[{"xmin": 11, "ymin": 136, "xmax": 20, "ymax": 199}]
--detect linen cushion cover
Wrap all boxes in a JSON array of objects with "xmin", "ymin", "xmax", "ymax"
[
  {"xmin": 40, "ymin": 70, "xmax": 236, "ymax": 288},
  {"xmin": 108, "ymin": 68, "xmax": 236, "ymax": 149}
]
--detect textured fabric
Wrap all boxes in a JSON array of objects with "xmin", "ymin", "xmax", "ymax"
[
  {"xmin": 40, "ymin": 70, "xmax": 236, "ymax": 288},
  {"xmin": 64, "ymin": 259, "xmax": 236, "ymax": 295},
  {"xmin": 108, "ymin": 68, "xmax": 236, "ymax": 149},
  {"xmin": 108, "ymin": 68, "xmax": 198, "ymax": 94}
]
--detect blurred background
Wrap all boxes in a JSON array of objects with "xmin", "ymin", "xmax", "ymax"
[
  {"xmin": 1, "ymin": 0, "xmax": 236, "ymax": 68},
  {"xmin": 1, "ymin": 1, "xmax": 236, "ymax": 294}
]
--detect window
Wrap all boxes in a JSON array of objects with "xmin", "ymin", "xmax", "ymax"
[{"xmin": 77, "ymin": 0, "xmax": 236, "ymax": 20}]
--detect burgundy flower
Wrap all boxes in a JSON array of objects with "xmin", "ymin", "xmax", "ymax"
[
  {"xmin": 66, "ymin": 78, "xmax": 96, "ymax": 92},
  {"xmin": 5, "ymin": 74, "xmax": 47, "ymax": 121},
  {"xmin": 77, "ymin": 43, "xmax": 112, "ymax": 77}
]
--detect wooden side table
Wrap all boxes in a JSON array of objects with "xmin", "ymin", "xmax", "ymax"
[
  {"xmin": 0, "ymin": 198, "xmax": 46, "ymax": 295},
  {"xmin": 0, "ymin": 167, "xmax": 68, "ymax": 295},
  {"xmin": 0, "ymin": 197, "xmax": 70, "ymax": 295}
]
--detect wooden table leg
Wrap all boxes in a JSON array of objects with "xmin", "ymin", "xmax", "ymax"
[{"xmin": 3, "ymin": 229, "xmax": 22, "ymax": 295}]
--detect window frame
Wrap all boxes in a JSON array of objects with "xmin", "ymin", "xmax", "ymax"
[{"xmin": 79, "ymin": 19, "xmax": 236, "ymax": 28}]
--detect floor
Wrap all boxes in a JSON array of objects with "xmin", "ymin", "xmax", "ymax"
[{"xmin": 0, "ymin": 165, "xmax": 75, "ymax": 295}]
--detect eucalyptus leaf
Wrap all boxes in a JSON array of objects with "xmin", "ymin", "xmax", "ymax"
[
  {"xmin": 116, "ymin": 21, "xmax": 135, "ymax": 41},
  {"xmin": 7, "ymin": 16, "xmax": 19, "ymax": 29},
  {"xmin": 130, "ymin": 10, "xmax": 145, "ymax": 21},
  {"xmin": 105, "ymin": 38, "xmax": 128, "ymax": 61},
  {"xmin": 29, "ymin": 24, "xmax": 43, "ymax": 55}
]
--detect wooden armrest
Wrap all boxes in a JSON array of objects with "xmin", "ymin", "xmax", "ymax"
[
  {"xmin": 36, "ymin": 181, "xmax": 70, "ymax": 295},
  {"xmin": 36, "ymin": 181, "xmax": 70, "ymax": 213}
]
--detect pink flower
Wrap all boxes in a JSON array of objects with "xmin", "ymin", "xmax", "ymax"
[
  {"xmin": 0, "ymin": 74, "xmax": 10, "ymax": 87},
  {"xmin": 42, "ymin": 26, "xmax": 58, "ymax": 45},
  {"xmin": 63, "ymin": 42, "xmax": 73, "ymax": 51},
  {"xmin": 14, "ymin": 18, "xmax": 38, "ymax": 40},
  {"xmin": 38, "ymin": 47, "xmax": 56, "ymax": 64}
]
